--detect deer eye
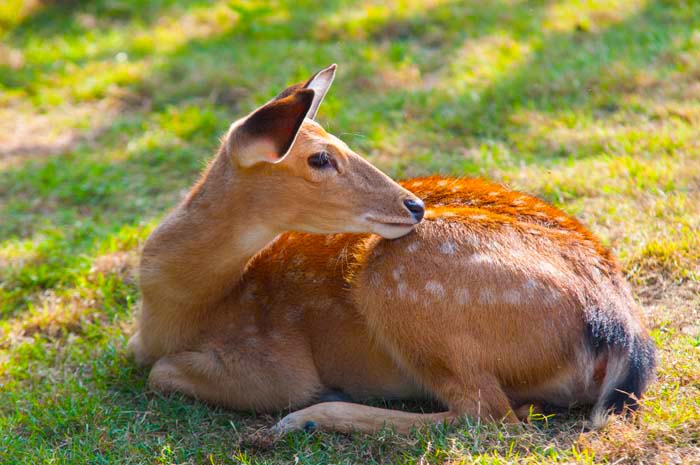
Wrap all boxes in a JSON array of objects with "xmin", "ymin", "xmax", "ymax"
[{"xmin": 307, "ymin": 151, "xmax": 334, "ymax": 170}]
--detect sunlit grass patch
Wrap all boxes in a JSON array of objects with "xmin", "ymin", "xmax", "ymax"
[
  {"xmin": 543, "ymin": 0, "xmax": 648, "ymax": 33},
  {"xmin": 441, "ymin": 34, "xmax": 533, "ymax": 93},
  {"xmin": 0, "ymin": 0, "xmax": 41, "ymax": 36},
  {"xmin": 316, "ymin": 0, "xmax": 451, "ymax": 41},
  {"xmin": 634, "ymin": 229, "xmax": 700, "ymax": 281}
]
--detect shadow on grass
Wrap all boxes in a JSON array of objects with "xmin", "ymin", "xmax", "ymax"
[
  {"xmin": 438, "ymin": 0, "xmax": 696, "ymax": 143},
  {"xmin": 8, "ymin": 0, "xmax": 217, "ymax": 38},
  {"xmin": 367, "ymin": 0, "xmax": 698, "ymax": 177}
]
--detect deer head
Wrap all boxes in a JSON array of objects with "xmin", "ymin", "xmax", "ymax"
[{"xmin": 223, "ymin": 64, "xmax": 424, "ymax": 239}]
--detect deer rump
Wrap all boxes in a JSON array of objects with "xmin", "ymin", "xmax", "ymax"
[{"xmin": 236, "ymin": 178, "xmax": 656, "ymax": 430}]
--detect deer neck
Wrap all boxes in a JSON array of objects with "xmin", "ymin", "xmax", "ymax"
[{"xmin": 139, "ymin": 150, "xmax": 279, "ymax": 319}]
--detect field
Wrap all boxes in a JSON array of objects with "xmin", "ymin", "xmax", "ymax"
[{"xmin": 1, "ymin": 0, "xmax": 699, "ymax": 463}]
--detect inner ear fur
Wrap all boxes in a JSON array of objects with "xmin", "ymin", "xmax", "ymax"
[
  {"xmin": 231, "ymin": 88, "xmax": 315, "ymax": 167},
  {"xmin": 272, "ymin": 64, "xmax": 336, "ymax": 120}
]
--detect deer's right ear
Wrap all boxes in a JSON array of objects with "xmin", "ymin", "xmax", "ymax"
[
  {"xmin": 227, "ymin": 89, "xmax": 315, "ymax": 168},
  {"xmin": 271, "ymin": 64, "xmax": 336, "ymax": 120}
]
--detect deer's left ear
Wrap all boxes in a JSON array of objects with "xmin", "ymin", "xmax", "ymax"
[
  {"xmin": 273, "ymin": 64, "xmax": 337, "ymax": 120},
  {"xmin": 227, "ymin": 88, "xmax": 315, "ymax": 168}
]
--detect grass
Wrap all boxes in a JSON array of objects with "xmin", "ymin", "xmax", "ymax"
[{"xmin": 1, "ymin": 0, "xmax": 699, "ymax": 463}]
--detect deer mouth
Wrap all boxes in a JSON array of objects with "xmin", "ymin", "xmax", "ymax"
[
  {"xmin": 366, "ymin": 217, "xmax": 418, "ymax": 228},
  {"xmin": 364, "ymin": 216, "xmax": 418, "ymax": 239}
]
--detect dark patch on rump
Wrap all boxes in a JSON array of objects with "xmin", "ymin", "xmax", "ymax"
[{"xmin": 585, "ymin": 307, "xmax": 657, "ymax": 414}]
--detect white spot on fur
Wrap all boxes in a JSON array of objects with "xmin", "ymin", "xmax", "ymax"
[
  {"xmin": 524, "ymin": 279, "xmax": 539, "ymax": 295},
  {"xmin": 397, "ymin": 282, "xmax": 408, "ymax": 298},
  {"xmin": 479, "ymin": 288, "xmax": 495, "ymax": 305},
  {"xmin": 440, "ymin": 241, "xmax": 457, "ymax": 255},
  {"xmin": 392, "ymin": 266, "xmax": 404, "ymax": 281},
  {"xmin": 425, "ymin": 280, "xmax": 445, "ymax": 297},
  {"xmin": 469, "ymin": 214, "xmax": 488, "ymax": 220},
  {"xmin": 442, "ymin": 211, "xmax": 456, "ymax": 217},
  {"xmin": 451, "ymin": 186, "xmax": 460, "ymax": 193},
  {"xmin": 466, "ymin": 253, "xmax": 493, "ymax": 265},
  {"xmin": 502, "ymin": 289, "xmax": 521, "ymax": 304},
  {"xmin": 407, "ymin": 242, "xmax": 419, "ymax": 253},
  {"xmin": 437, "ymin": 180, "xmax": 448, "ymax": 187},
  {"xmin": 455, "ymin": 288, "xmax": 470, "ymax": 305},
  {"xmin": 488, "ymin": 191, "xmax": 499, "ymax": 197},
  {"xmin": 412, "ymin": 181, "xmax": 423, "ymax": 187}
]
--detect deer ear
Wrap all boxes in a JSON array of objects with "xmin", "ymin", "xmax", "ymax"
[
  {"xmin": 271, "ymin": 64, "xmax": 337, "ymax": 120},
  {"xmin": 303, "ymin": 64, "xmax": 336, "ymax": 119},
  {"xmin": 228, "ymin": 88, "xmax": 315, "ymax": 168}
]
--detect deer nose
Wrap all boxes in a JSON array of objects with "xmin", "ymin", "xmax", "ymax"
[{"xmin": 403, "ymin": 198, "xmax": 425, "ymax": 222}]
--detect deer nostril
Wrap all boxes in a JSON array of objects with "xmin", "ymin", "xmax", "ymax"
[{"xmin": 403, "ymin": 198, "xmax": 425, "ymax": 222}]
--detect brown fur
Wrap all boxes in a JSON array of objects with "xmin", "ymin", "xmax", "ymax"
[{"xmin": 129, "ymin": 67, "xmax": 653, "ymax": 436}]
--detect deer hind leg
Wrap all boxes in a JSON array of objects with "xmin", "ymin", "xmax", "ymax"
[
  {"xmin": 428, "ymin": 371, "xmax": 519, "ymax": 423},
  {"xmin": 148, "ymin": 348, "xmax": 323, "ymax": 412},
  {"xmin": 273, "ymin": 372, "xmax": 517, "ymax": 435}
]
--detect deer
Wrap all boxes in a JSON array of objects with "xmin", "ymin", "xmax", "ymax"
[{"xmin": 128, "ymin": 64, "xmax": 657, "ymax": 436}]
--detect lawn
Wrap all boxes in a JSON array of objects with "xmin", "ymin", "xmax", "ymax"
[{"xmin": 1, "ymin": 0, "xmax": 699, "ymax": 463}]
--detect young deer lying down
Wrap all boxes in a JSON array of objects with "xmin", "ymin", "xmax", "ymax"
[{"xmin": 129, "ymin": 65, "xmax": 656, "ymax": 435}]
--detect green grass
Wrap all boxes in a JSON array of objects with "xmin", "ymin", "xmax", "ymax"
[{"xmin": 1, "ymin": 0, "xmax": 699, "ymax": 463}]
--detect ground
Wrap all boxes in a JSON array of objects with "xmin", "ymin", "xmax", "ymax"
[{"xmin": 1, "ymin": 0, "xmax": 699, "ymax": 463}]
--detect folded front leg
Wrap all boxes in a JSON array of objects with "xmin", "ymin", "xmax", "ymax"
[
  {"xmin": 273, "ymin": 401, "xmax": 456, "ymax": 435},
  {"xmin": 148, "ymin": 347, "xmax": 323, "ymax": 412}
]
